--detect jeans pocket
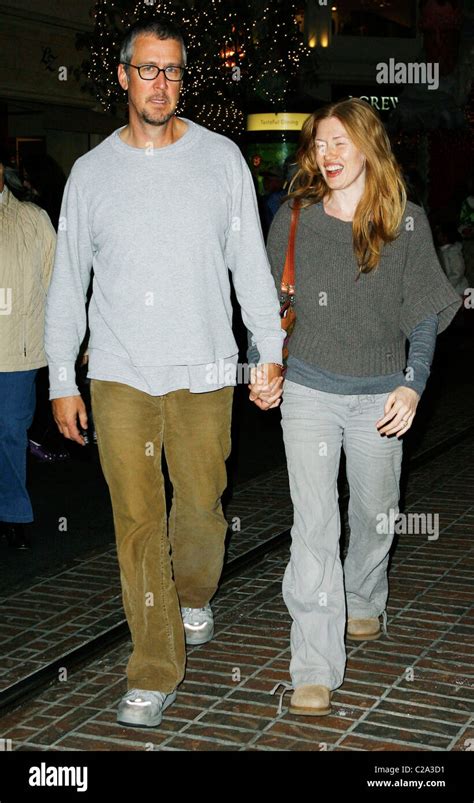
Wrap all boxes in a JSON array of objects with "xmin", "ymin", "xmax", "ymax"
[{"xmin": 283, "ymin": 380, "xmax": 318, "ymax": 398}]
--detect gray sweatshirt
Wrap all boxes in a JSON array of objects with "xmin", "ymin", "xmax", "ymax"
[{"xmin": 45, "ymin": 119, "xmax": 284, "ymax": 399}]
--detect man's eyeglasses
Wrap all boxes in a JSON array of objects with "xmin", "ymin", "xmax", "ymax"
[{"xmin": 122, "ymin": 63, "xmax": 186, "ymax": 81}]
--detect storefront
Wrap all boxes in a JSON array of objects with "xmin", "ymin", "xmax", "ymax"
[{"xmin": 245, "ymin": 112, "xmax": 311, "ymax": 195}]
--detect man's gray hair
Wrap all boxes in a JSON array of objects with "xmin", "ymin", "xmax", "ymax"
[{"xmin": 120, "ymin": 17, "xmax": 187, "ymax": 73}]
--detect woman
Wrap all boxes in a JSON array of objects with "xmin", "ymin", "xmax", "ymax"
[{"xmin": 250, "ymin": 99, "xmax": 461, "ymax": 716}]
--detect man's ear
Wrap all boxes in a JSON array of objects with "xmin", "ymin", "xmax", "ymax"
[{"xmin": 117, "ymin": 64, "xmax": 129, "ymax": 92}]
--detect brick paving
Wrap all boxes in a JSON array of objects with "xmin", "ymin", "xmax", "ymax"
[
  {"xmin": 1, "ymin": 434, "xmax": 473, "ymax": 751},
  {"xmin": 0, "ymin": 464, "xmax": 293, "ymax": 693},
  {"xmin": 1, "ymin": 362, "xmax": 473, "ymax": 695}
]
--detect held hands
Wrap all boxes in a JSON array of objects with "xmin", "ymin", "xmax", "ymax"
[
  {"xmin": 377, "ymin": 386, "xmax": 420, "ymax": 438},
  {"xmin": 52, "ymin": 396, "xmax": 88, "ymax": 446},
  {"xmin": 248, "ymin": 363, "xmax": 284, "ymax": 410}
]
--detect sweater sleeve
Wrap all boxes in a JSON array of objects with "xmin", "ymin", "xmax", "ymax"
[
  {"xmin": 402, "ymin": 314, "xmax": 438, "ymax": 397},
  {"xmin": 400, "ymin": 208, "xmax": 462, "ymax": 337},
  {"xmin": 44, "ymin": 170, "xmax": 94, "ymax": 399},
  {"xmin": 225, "ymin": 153, "xmax": 284, "ymax": 366},
  {"xmin": 246, "ymin": 201, "xmax": 293, "ymax": 363}
]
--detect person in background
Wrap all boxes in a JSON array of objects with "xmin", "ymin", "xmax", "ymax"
[
  {"xmin": 259, "ymin": 157, "xmax": 298, "ymax": 241},
  {"xmin": 434, "ymin": 220, "xmax": 469, "ymax": 296},
  {"xmin": 21, "ymin": 155, "xmax": 69, "ymax": 463},
  {"xmin": 260, "ymin": 165, "xmax": 286, "ymax": 239},
  {"xmin": 0, "ymin": 145, "xmax": 56, "ymax": 549}
]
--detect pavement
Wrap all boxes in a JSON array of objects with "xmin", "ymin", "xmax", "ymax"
[
  {"xmin": 0, "ymin": 323, "xmax": 473, "ymax": 752},
  {"xmin": 0, "ymin": 431, "xmax": 473, "ymax": 752}
]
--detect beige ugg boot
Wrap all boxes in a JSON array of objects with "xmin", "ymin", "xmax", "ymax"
[
  {"xmin": 289, "ymin": 685, "xmax": 332, "ymax": 716},
  {"xmin": 346, "ymin": 616, "xmax": 381, "ymax": 641}
]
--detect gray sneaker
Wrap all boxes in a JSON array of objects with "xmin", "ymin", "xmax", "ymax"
[
  {"xmin": 117, "ymin": 688, "xmax": 177, "ymax": 728},
  {"xmin": 181, "ymin": 604, "xmax": 214, "ymax": 645}
]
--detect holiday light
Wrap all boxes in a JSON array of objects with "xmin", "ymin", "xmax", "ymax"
[{"xmin": 76, "ymin": 0, "xmax": 313, "ymax": 138}]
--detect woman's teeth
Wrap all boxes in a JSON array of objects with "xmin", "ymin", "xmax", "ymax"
[{"xmin": 326, "ymin": 165, "xmax": 344, "ymax": 177}]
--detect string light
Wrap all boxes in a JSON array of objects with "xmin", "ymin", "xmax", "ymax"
[{"xmin": 76, "ymin": 0, "xmax": 313, "ymax": 138}]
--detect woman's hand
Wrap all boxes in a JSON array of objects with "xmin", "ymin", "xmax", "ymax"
[
  {"xmin": 376, "ymin": 386, "xmax": 420, "ymax": 438},
  {"xmin": 248, "ymin": 363, "xmax": 283, "ymax": 410}
]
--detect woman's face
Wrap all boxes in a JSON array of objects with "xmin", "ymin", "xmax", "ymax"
[{"xmin": 315, "ymin": 116, "xmax": 366, "ymax": 191}]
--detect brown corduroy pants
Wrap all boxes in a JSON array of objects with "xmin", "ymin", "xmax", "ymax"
[{"xmin": 90, "ymin": 379, "xmax": 234, "ymax": 693}]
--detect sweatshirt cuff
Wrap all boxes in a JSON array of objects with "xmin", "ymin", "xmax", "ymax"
[
  {"xmin": 402, "ymin": 360, "xmax": 431, "ymax": 397},
  {"xmin": 253, "ymin": 336, "xmax": 284, "ymax": 366},
  {"xmin": 48, "ymin": 361, "xmax": 79, "ymax": 400}
]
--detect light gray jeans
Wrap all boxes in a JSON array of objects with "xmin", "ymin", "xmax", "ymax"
[{"xmin": 280, "ymin": 380, "xmax": 403, "ymax": 690}]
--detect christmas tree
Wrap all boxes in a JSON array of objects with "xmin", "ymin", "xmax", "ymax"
[{"xmin": 75, "ymin": 0, "xmax": 314, "ymax": 137}]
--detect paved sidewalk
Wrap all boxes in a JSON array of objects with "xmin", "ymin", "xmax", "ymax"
[
  {"xmin": 1, "ymin": 435, "xmax": 473, "ymax": 751},
  {"xmin": 1, "ymin": 357, "xmax": 473, "ymax": 694},
  {"xmin": 0, "ymin": 464, "xmax": 292, "ymax": 693}
]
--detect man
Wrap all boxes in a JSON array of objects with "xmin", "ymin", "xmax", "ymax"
[
  {"xmin": 45, "ymin": 18, "xmax": 284, "ymax": 728},
  {"xmin": 0, "ymin": 146, "xmax": 56, "ymax": 549}
]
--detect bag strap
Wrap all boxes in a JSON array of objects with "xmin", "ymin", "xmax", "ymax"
[{"xmin": 280, "ymin": 202, "xmax": 301, "ymax": 295}]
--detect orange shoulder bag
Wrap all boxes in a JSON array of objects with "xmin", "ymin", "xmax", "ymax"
[{"xmin": 279, "ymin": 202, "xmax": 301, "ymax": 370}]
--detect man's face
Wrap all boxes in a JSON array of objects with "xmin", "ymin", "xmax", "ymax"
[{"xmin": 118, "ymin": 34, "xmax": 184, "ymax": 126}]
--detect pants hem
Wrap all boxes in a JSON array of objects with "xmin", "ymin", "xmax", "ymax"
[{"xmin": 0, "ymin": 514, "xmax": 33, "ymax": 523}]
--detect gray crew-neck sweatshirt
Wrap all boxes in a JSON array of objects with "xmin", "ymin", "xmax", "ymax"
[
  {"xmin": 253, "ymin": 199, "xmax": 460, "ymax": 381},
  {"xmin": 45, "ymin": 119, "xmax": 284, "ymax": 399}
]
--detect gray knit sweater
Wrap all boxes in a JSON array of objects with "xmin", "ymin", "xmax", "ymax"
[{"xmin": 263, "ymin": 199, "xmax": 461, "ymax": 377}]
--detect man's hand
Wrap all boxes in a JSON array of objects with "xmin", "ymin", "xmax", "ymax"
[
  {"xmin": 52, "ymin": 395, "xmax": 88, "ymax": 445},
  {"xmin": 248, "ymin": 363, "xmax": 283, "ymax": 410},
  {"xmin": 376, "ymin": 386, "xmax": 420, "ymax": 438}
]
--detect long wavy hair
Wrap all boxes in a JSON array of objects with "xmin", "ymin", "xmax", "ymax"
[{"xmin": 286, "ymin": 98, "xmax": 407, "ymax": 273}]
